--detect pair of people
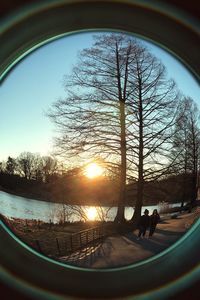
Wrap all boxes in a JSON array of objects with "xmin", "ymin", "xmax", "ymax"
[{"xmin": 137, "ymin": 209, "xmax": 160, "ymax": 240}]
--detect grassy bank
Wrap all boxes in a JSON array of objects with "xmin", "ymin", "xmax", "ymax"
[{"xmin": 1, "ymin": 215, "xmax": 120, "ymax": 257}]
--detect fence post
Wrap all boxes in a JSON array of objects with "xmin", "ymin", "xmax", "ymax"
[
  {"xmin": 37, "ymin": 220, "xmax": 41, "ymax": 230},
  {"xmin": 86, "ymin": 230, "xmax": 89, "ymax": 245},
  {"xmin": 35, "ymin": 239, "xmax": 42, "ymax": 254},
  {"xmin": 56, "ymin": 238, "xmax": 61, "ymax": 256},
  {"xmin": 70, "ymin": 235, "xmax": 73, "ymax": 252},
  {"xmin": 92, "ymin": 228, "xmax": 95, "ymax": 243},
  {"xmin": 65, "ymin": 226, "xmax": 105, "ymax": 255},
  {"xmin": 79, "ymin": 232, "xmax": 82, "ymax": 248}
]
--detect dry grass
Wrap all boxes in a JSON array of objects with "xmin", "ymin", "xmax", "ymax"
[{"xmin": 2, "ymin": 217, "xmax": 117, "ymax": 257}]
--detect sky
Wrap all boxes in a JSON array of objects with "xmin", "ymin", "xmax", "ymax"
[{"xmin": 0, "ymin": 31, "xmax": 199, "ymax": 162}]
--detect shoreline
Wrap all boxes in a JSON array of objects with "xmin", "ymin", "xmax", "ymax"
[
  {"xmin": 0, "ymin": 186, "xmax": 52, "ymax": 203},
  {"xmin": 0, "ymin": 187, "xmax": 181, "ymax": 208}
]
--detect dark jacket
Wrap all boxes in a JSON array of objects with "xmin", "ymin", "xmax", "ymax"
[
  {"xmin": 150, "ymin": 214, "xmax": 160, "ymax": 226},
  {"xmin": 139, "ymin": 215, "xmax": 150, "ymax": 228}
]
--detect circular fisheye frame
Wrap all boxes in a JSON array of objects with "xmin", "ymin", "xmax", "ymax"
[{"xmin": 0, "ymin": 1, "xmax": 199, "ymax": 300}]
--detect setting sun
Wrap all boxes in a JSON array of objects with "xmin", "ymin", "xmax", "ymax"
[
  {"xmin": 84, "ymin": 163, "xmax": 104, "ymax": 179},
  {"xmin": 86, "ymin": 207, "xmax": 98, "ymax": 221}
]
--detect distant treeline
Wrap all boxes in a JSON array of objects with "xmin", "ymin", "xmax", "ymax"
[{"xmin": 0, "ymin": 170, "xmax": 194, "ymax": 206}]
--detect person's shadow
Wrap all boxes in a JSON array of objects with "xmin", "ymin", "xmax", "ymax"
[{"xmin": 123, "ymin": 228, "xmax": 184, "ymax": 255}]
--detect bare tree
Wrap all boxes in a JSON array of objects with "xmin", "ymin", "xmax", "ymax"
[
  {"xmin": 17, "ymin": 152, "xmax": 42, "ymax": 180},
  {"xmin": 5, "ymin": 156, "xmax": 17, "ymax": 175},
  {"xmin": 125, "ymin": 46, "xmax": 179, "ymax": 222},
  {"xmin": 187, "ymin": 99, "xmax": 200, "ymax": 203},
  {"xmin": 48, "ymin": 34, "xmax": 139, "ymax": 222},
  {"xmin": 42, "ymin": 156, "xmax": 58, "ymax": 183},
  {"xmin": 56, "ymin": 204, "xmax": 74, "ymax": 224},
  {"xmin": 0, "ymin": 161, "xmax": 6, "ymax": 173},
  {"xmin": 48, "ymin": 33, "xmax": 179, "ymax": 224},
  {"xmin": 170, "ymin": 97, "xmax": 200, "ymax": 206}
]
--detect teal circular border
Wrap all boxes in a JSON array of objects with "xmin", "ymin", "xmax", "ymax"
[{"xmin": 0, "ymin": 1, "xmax": 200, "ymax": 299}]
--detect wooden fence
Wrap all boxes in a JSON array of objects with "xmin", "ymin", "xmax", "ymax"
[
  {"xmin": 35, "ymin": 225, "xmax": 106, "ymax": 257},
  {"xmin": 70, "ymin": 226, "xmax": 105, "ymax": 252}
]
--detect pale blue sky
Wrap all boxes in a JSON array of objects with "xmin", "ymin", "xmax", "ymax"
[{"xmin": 0, "ymin": 31, "xmax": 199, "ymax": 162}]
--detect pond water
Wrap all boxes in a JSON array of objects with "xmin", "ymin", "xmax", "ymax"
[{"xmin": 0, "ymin": 191, "xmax": 178, "ymax": 223}]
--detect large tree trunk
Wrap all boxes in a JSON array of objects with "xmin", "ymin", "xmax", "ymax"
[
  {"xmin": 114, "ymin": 42, "xmax": 126, "ymax": 223},
  {"xmin": 191, "ymin": 172, "xmax": 198, "ymax": 203},
  {"xmin": 115, "ymin": 100, "xmax": 126, "ymax": 223},
  {"xmin": 131, "ymin": 78, "xmax": 144, "ymax": 224},
  {"xmin": 181, "ymin": 174, "xmax": 186, "ymax": 208},
  {"xmin": 181, "ymin": 159, "xmax": 188, "ymax": 208},
  {"xmin": 132, "ymin": 165, "xmax": 144, "ymax": 223}
]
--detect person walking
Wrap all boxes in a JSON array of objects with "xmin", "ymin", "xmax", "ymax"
[
  {"xmin": 137, "ymin": 209, "xmax": 150, "ymax": 240},
  {"xmin": 149, "ymin": 209, "xmax": 160, "ymax": 237}
]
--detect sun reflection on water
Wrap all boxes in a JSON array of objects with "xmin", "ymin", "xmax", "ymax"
[{"xmin": 86, "ymin": 207, "xmax": 98, "ymax": 221}]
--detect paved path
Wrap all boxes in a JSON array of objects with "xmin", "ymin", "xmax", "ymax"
[
  {"xmin": 60, "ymin": 210, "xmax": 199, "ymax": 269},
  {"xmin": 89, "ymin": 216, "xmax": 188, "ymax": 268}
]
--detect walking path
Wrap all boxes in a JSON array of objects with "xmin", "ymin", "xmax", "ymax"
[{"xmin": 61, "ymin": 208, "xmax": 200, "ymax": 269}]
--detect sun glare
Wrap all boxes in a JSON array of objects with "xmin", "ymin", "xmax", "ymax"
[
  {"xmin": 86, "ymin": 207, "xmax": 98, "ymax": 221},
  {"xmin": 84, "ymin": 163, "xmax": 104, "ymax": 179}
]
